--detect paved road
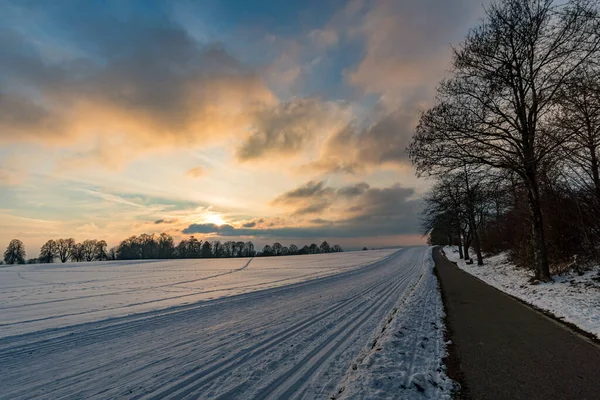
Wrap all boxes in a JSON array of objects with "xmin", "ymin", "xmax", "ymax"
[
  {"xmin": 434, "ymin": 248, "xmax": 600, "ymax": 400},
  {"xmin": 0, "ymin": 248, "xmax": 428, "ymax": 400}
]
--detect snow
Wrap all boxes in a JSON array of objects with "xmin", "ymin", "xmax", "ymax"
[
  {"xmin": 333, "ymin": 248, "xmax": 456, "ymax": 400},
  {"xmin": 0, "ymin": 247, "xmax": 454, "ymax": 399},
  {"xmin": 444, "ymin": 246, "xmax": 600, "ymax": 339},
  {"xmin": 0, "ymin": 250, "xmax": 395, "ymax": 338}
]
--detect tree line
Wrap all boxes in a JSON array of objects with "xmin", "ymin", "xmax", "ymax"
[
  {"xmin": 409, "ymin": 0, "xmax": 600, "ymax": 281},
  {"xmin": 2, "ymin": 235, "xmax": 343, "ymax": 264}
]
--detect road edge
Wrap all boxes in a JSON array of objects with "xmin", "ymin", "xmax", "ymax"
[{"xmin": 432, "ymin": 247, "xmax": 470, "ymax": 400}]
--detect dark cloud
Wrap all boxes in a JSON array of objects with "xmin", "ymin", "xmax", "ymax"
[
  {"xmin": 242, "ymin": 221, "xmax": 257, "ymax": 228},
  {"xmin": 291, "ymin": 200, "xmax": 331, "ymax": 216},
  {"xmin": 337, "ymin": 182, "xmax": 370, "ymax": 197},
  {"xmin": 181, "ymin": 181, "xmax": 421, "ymax": 238},
  {"xmin": 181, "ymin": 223, "xmax": 419, "ymax": 239},
  {"xmin": 237, "ymin": 98, "xmax": 347, "ymax": 161},
  {"xmin": 308, "ymin": 109, "xmax": 416, "ymax": 173},
  {"xmin": 154, "ymin": 219, "xmax": 177, "ymax": 224},
  {"xmin": 182, "ymin": 223, "xmax": 236, "ymax": 235},
  {"xmin": 309, "ymin": 218, "xmax": 332, "ymax": 225},
  {"xmin": 272, "ymin": 180, "xmax": 334, "ymax": 203}
]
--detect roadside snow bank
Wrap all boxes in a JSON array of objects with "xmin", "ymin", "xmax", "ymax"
[
  {"xmin": 444, "ymin": 246, "xmax": 600, "ymax": 339},
  {"xmin": 333, "ymin": 248, "xmax": 456, "ymax": 399}
]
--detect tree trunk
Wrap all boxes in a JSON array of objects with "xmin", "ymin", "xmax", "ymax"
[
  {"xmin": 464, "ymin": 167, "xmax": 483, "ymax": 265},
  {"xmin": 457, "ymin": 236, "xmax": 464, "ymax": 259},
  {"xmin": 524, "ymin": 168, "xmax": 551, "ymax": 281},
  {"xmin": 590, "ymin": 146, "xmax": 600, "ymax": 202},
  {"xmin": 470, "ymin": 214, "xmax": 484, "ymax": 265},
  {"xmin": 463, "ymin": 235, "xmax": 472, "ymax": 262}
]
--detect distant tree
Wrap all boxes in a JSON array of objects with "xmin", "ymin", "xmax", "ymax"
[
  {"xmin": 4, "ymin": 239, "xmax": 26, "ymax": 264},
  {"xmin": 39, "ymin": 240, "xmax": 57, "ymax": 263},
  {"xmin": 245, "ymin": 241, "xmax": 256, "ymax": 257},
  {"xmin": 71, "ymin": 243, "xmax": 85, "ymax": 262},
  {"xmin": 201, "ymin": 240, "xmax": 213, "ymax": 258},
  {"xmin": 27, "ymin": 258, "xmax": 38, "ymax": 264},
  {"xmin": 139, "ymin": 234, "xmax": 157, "ymax": 259},
  {"xmin": 82, "ymin": 239, "xmax": 97, "ymax": 261},
  {"xmin": 108, "ymin": 246, "xmax": 117, "ymax": 261},
  {"xmin": 117, "ymin": 236, "xmax": 141, "ymax": 260},
  {"xmin": 176, "ymin": 239, "xmax": 188, "ymax": 259},
  {"xmin": 157, "ymin": 233, "xmax": 174, "ymax": 259},
  {"xmin": 309, "ymin": 243, "xmax": 319, "ymax": 254},
  {"xmin": 212, "ymin": 241, "xmax": 223, "ymax": 258},
  {"xmin": 272, "ymin": 242, "xmax": 283, "ymax": 256},
  {"xmin": 223, "ymin": 241, "xmax": 234, "ymax": 257},
  {"xmin": 281, "ymin": 246, "xmax": 289, "ymax": 256},
  {"xmin": 319, "ymin": 241, "xmax": 331, "ymax": 254},
  {"xmin": 288, "ymin": 244, "xmax": 299, "ymax": 255},
  {"xmin": 262, "ymin": 244, "xmax": 273, "ymax": 256},
  {"xmin": 187, "ymin": 236, "xmax": 202, "ymax": 258},
  {"xmin": 362, "ymin": 247, "xmax": 368, "ymax": 251},
  {"xmin": 299, "ymin": 245, "xmax": 310, "ymax": 255},
  {"xmin": 95, "ymin": 240, "xmax": 108, "ymax": 261},
  {"xmin": 56, "ymin": 238, "xmax": 75, "ymax": 263},
  {"xmin": 332, "ymin": 245, "xmax": 343, "ymax": 252},
  {"xmin": 235, "ymin": 241, "xmax": 245, "ymax": 257}
]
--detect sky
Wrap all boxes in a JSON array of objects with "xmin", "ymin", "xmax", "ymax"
[{"xmin": 0, "ymin": 0, "xmax": 489, "ymax": 255}]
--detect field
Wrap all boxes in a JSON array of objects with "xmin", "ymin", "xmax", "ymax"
[
  {"xmin": 0, "ymin": 247, "xmax": 452, "ymax": 399},
  {"xmin": 0, "ymin": 250, "xmax": 395, "ymax": 338}
]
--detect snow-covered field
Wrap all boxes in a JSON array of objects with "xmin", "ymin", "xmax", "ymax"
[
  {"xmin": 0, "ymin": 250, "xmax": 395, "ymax": 338},
  {"xmin": 444, "ymin": 246, "xmax": 600, "ymax": 339},
  {"xmin": 0, "ymin": 247, "xmax": 453, "ymax": 399}
]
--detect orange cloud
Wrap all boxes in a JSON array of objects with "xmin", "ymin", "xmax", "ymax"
[{"xmin": 185, "ymin": 166, "xmax": 206, "ymax": 178}]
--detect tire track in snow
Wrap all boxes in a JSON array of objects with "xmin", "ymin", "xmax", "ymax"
[{"xmin": 0, "ymin": 248, "xmax": 427, "ymax": 400}]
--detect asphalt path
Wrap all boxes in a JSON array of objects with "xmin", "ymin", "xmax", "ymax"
[{"xmin": 434, "ymin": 248, "xmax": 600, "ymax": 400}]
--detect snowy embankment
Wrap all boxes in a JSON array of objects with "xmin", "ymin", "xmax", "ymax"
[
  {"xmin": 333, "ymin": 248, "xmax": 455, "ymax": 400},
  {"xmin": 444, "ymin": 246, "xmax": 600, "ymax": 339},
  {"xmin": 0, "ymin": 247, "xmax": 455, "ymax": 399}
]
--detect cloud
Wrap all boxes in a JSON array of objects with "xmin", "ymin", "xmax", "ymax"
[
  {"xmin": 0, "ymin": 12, "xmax": 276, "ymax": 167},
  {"xmin": 308, "ymin": 29, "xmax": 339, "ymax": 48},
  {"xmin": 291, "ymin": 200, "xmax": 332, "ymax": 216},
  {"xmin": 272, "ymin": 180, "xmax": 333, "ymax": 202},
  {"xmin": 236, "ymin": 98, "xmax": 350, "ymax": 161},
  {"xmin": 179, "ymin": 180, "xmax": 420, "ymax": 239},
  {"xmin": 154, "ymin": 219, "xmax": 178, "ymax": 225},
  {"xmin": 185, "ymin": 167, "xmax": 206, "ymax": 178},
  {"xmin": 182, "ymin": 223, "xmax": 235, "ymax": 235},
  {"xmin": 337, "ymin": 182, "xmax": 370, "ymax": 197},
  {"xmin": 307, "ymin": 108, "xmax": 417, "ymax": 173},
  {"xmin": 343, "ymin": 0, "xmax": 481, "ymax": 108}
]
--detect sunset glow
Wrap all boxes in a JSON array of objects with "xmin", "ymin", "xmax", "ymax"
[{"xmin": 0, "ymin": 0, "xmax": 490, "ymax": 255}]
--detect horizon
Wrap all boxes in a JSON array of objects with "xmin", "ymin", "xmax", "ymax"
[{"xmin": 0, "ymin": 0, "xmax": 490, "ymax": 256}]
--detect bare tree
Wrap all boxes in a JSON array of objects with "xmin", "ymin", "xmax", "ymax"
[
  {"xmin": 82, "ymin": 240, "xmax": 97, "ymax": 262},
  {"xmin": 4, "ymin": 239, "xmax": 25, "ymax": 264},
  {"xmin": 56, "ymin": 238, "xmax": 75, "ymax": 263},
  {"xmin": 556, "ymin": 66, "xmax": 600, "ymax": 200},
  {"xmin": 39, "ymin": 240, "xmax": 57, "ymax": 263},
  {"xmin": 409, "ymin": 0, "xmax": 600, "ymax": 280},
  {"xmin": 71, "ymin": 243, "xmax": 85, "ymax": 262}
]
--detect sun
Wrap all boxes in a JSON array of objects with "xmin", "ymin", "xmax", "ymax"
[{"xmin": 205, "ymin": 213, "xmax": 226, "ymax": 226}]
